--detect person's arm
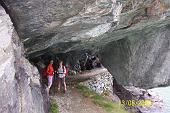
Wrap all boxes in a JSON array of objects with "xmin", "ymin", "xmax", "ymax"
[
  {"xmin": 56, "ymin": 68, "xmax": 59, "ymax": 74},
  {"xmin": 52, "ymin": 70, "xmax": 54, "ymax": 75},
  {"xmin": 64, "ymin": 66, "xmax": 66, "ymax": 74}
]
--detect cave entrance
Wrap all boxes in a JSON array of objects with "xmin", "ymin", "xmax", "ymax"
[
  {"xmin": 29, "ymin": 50, "xmax": 142, "ymax": 112},
  {"xmin": 29, "ymin": 50, "xmax": 104, "ymax": 90}
]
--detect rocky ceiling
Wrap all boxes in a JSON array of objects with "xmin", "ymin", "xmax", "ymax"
[{"xmin": 1, "ymin": 0, "xmax": 170, "ymax": 58}]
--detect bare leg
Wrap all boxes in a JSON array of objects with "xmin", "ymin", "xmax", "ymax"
[
  {"xmin": 47, "ymin": 76, "xmax": 53, "ymax": 95},
  {"xmin": 58, "ymin": 79, "xmax": 61, "ymax": 92},
  {"xmin": 63, "ymin": 77, "xmax": 67, "ymax": 92}
]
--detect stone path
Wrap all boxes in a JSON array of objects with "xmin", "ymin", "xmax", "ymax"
[
  {"xmin": 49, "ymin": 68, "xmax": 108, "ymax": 113},
  {"xmin": 50, "ymin": 86, "xmax": 106, "ymax": 113}
]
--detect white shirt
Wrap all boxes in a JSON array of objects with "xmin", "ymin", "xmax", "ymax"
[{"xmin": 58, "ymin": 66, "xmax": 66, "ymax": 78}]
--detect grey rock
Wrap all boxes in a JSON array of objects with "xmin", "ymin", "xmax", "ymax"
[
  {"xmin": 0, "ymin": 6, "xmax": 47, "ymax": 113},
  {"xmin": 100, "ymin": 23, "xmax": 170, "ymax": 88},
  {"xmin": 82, "ymin": 70, "xmax": 113, "ymax": 94},
  {"xmin": 1, "ymin": 0, "xmax": 120, "ymax": 57}
]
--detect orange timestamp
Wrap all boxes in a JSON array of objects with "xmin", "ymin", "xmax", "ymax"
[{"xmin": 121, "ymin": 99, "xmax": 153, "ymax": 107}]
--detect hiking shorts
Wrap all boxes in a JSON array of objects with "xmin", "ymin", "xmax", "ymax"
[{"xmin": 58, "ymin": 77, "xmax": 66, "ymax": 84}]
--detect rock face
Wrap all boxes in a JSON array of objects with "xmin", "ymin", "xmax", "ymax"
[
  {"xmin": 100, "ymin": 21, "xmax": 170, "ymax": 88},
  {"xmin": 1, "ymin": 0, "xmax": 170, "ymax": 88},
  {"xmin": 125, "ymin": 86, "xmax": 163, "ymax": 113},
  {"xmin": 0, "ymin": 6, "xmax": 47, "ymax": 113}
]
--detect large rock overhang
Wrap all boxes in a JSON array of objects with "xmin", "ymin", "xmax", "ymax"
[
  {"xmin": 100, "ymin": 19, "xmax": 170, "ymax": 88},
  {"xmin": 1, "ymin": 0, "xmax": 170, "ymax": 88}
]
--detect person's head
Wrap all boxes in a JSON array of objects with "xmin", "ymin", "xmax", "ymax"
[
  {"xmin": 85, "ymin": 53, "xmax": 88, "ymax": 56},
  {"xmin": 59, "ymin": 60, "xmax": 63, "ymax": 66},
  {"xmin": 65, "ymin": 63, "xmax": 70, "ymax": 68},
  {"xmin": 50, "ymin": 60, "xmax": 53, "ymax": 64}
]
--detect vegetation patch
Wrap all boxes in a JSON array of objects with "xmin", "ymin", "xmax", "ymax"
[
  {"xmin": 49, "ymin": 99, "xmax": 59, "ymax": 113},
  {"xmin": 76, "ymin": 84, "xmax": 129, "ymax": 113}
]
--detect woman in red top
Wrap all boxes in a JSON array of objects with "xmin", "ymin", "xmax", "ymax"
[{"xmin": 46, "ymin": 60, "xmax": 54, "ymax": 94}]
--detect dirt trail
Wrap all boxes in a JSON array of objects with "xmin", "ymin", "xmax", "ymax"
[
  {"xmin": 50, "ymin": 86, "xmax": 106, "ymax": 113},
  {"xmin": 50, "ymin": 68, "xmax": 108, "ymax": 113}
]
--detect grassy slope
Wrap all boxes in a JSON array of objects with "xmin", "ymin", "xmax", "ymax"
[{"xmin": 76, "ymin": 84, "xmax": 129, "ymax": 113}]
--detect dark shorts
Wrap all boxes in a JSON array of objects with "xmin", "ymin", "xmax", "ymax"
[{"xmin": 58, "ymin": 77, "xmax": 65, "ymax": 84}]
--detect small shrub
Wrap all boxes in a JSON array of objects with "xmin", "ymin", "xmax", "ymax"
[{"xmin": 49, "ymin": 100, "xmax": 59, "ymax": 113}]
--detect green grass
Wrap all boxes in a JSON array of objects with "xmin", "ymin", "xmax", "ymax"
[
  {"xmin": 49, "ymin": 99, "xmax": 59, "ymax": 113},
  {"xmin": 76, "ymin": 84, "xmax": 129, "ymax": 113}
]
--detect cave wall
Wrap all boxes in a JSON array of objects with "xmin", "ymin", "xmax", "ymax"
[
  {"xmin": 100, "ymin": 24, "xmax": 170, "ymax": 88},
  {"xmin": 0, "ymin": 6, "xmax": 47, "ymax": 113}
]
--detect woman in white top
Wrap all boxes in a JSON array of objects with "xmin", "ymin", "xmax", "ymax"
[{"xmin": 57, "ymin": 60, "xmax": 67, "ymax": 92}]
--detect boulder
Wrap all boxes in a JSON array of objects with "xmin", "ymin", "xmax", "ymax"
[{"xmin": 100, "ymin": 21, "xmax": 170, "ymax": 88}]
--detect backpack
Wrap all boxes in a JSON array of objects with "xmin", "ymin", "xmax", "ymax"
[
  {"xmin": 65, "ymin": 67, "xmax": 69, "ymax": 76},
  {"xmin": 42, "ymin": 67, "xmax": 47, "ymax": 77}
]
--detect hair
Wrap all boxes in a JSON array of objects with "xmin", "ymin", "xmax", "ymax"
[
  {"xmin": 59, "ymin": 60, "xmax": 63, "ymax": 64},
  {"xmin": 58, "ymin": 60, "xmax": 64, "ymax": 69},
  {"xmin": 50, "ymin": 60, "xmax": 53, "ymax": 63}
]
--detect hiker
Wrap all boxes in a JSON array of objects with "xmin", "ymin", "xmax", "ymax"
[
  {"xmin": 46, "ymin": 60, "xmax": 54, "ymax": 94},
  {"xmin": 57, "ymin": 60, "xmax": 67, "ymax": 92},
  {"xmin": 85, "ymin": 56, "xmax": 93, "ymax": 70},
  {"xmin": 93, "ymin": 55, "xmax": 102, "ymax": 68},
  {"xmin": 74, "ymin": 60, "xmax": 81, "ymax": 73}
]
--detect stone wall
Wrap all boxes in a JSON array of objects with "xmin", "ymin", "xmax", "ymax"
[
  {"xmin": 82, "ymin": 70, "xmax": 113, "ymax": 94},
  {"xmin": 0, "ymin": 6, "xmax": 47, "ymax": 113}
]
